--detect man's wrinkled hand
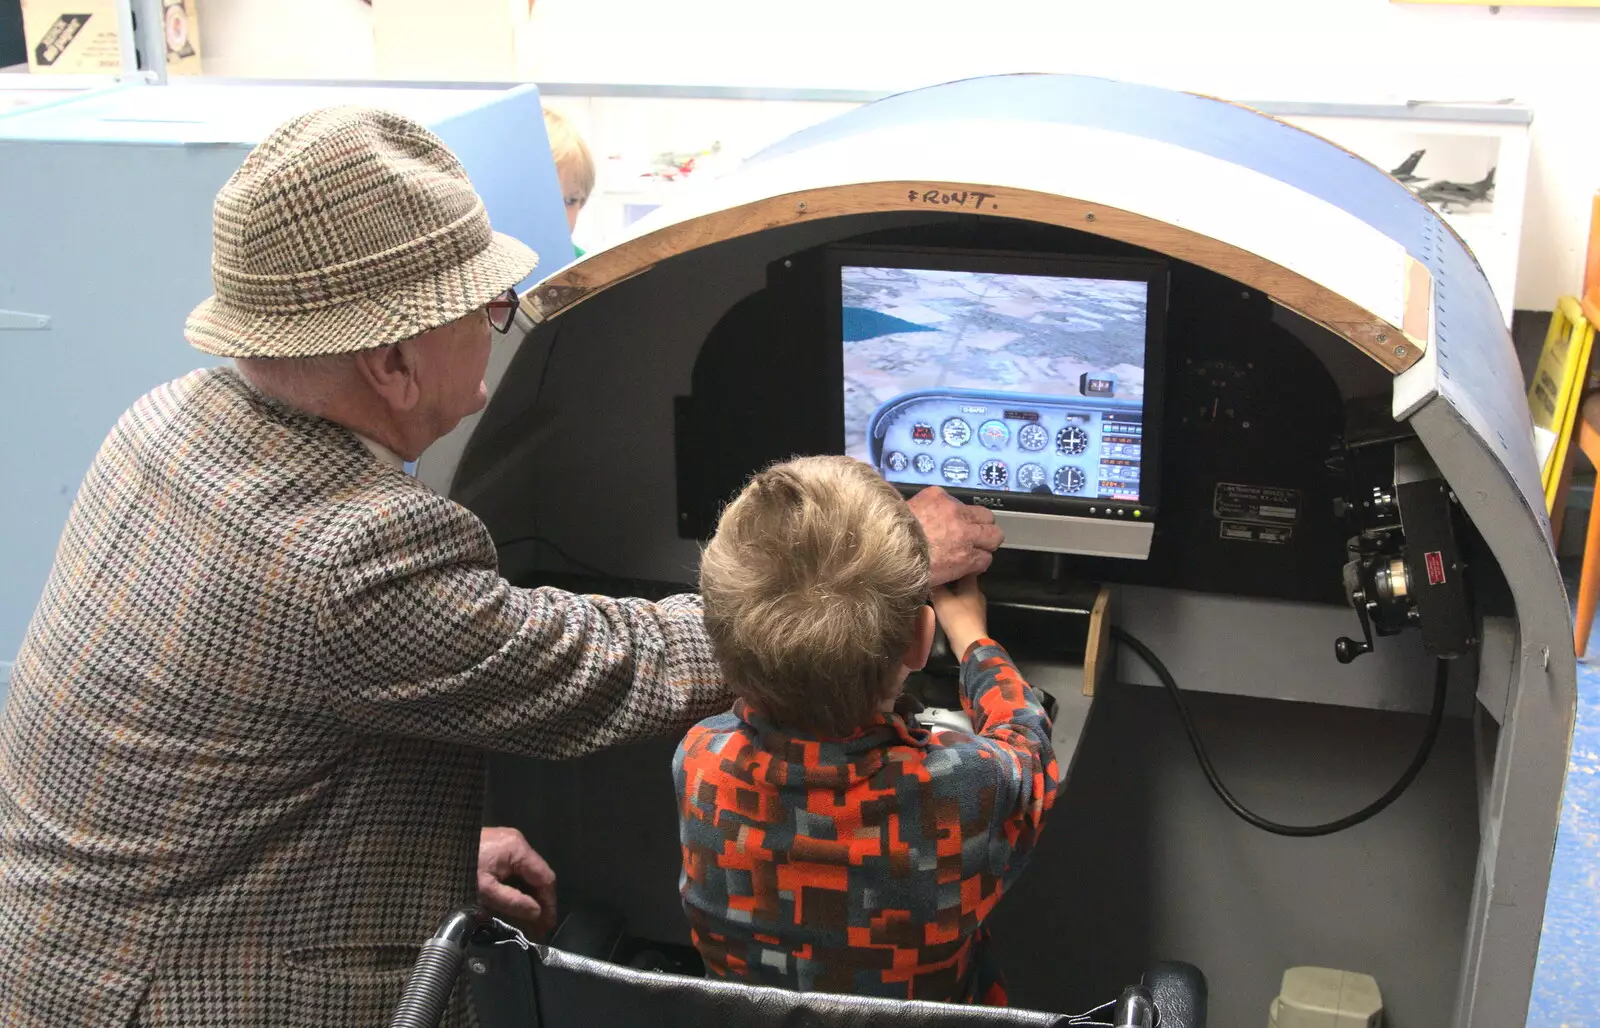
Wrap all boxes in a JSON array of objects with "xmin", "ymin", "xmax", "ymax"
[
  {"xmin": 907, "ymin": 486, "xmax": 1005, "ymax": 586},
  {"xmin": 477, "ymin": 826, "xmax": 557, "ymax": 938}
]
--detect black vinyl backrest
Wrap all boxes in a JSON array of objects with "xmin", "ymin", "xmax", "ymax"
[
  {"xmin": 1144, "ymin": 961, "xmax": 1207, "ymax": 1028},
  {"xmin": 528, "ymin": 945, "xmax": 1071, "ymax": 1028}
]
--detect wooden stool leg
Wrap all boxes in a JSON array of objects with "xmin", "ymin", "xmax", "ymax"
[{"xmin": 1578, "ymin": 472, "xmax": 1600, "ymax": 659}]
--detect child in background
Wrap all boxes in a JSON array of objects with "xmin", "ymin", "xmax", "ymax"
[
  {"xmin": 675, "ymin": 455, "xmax": 1059, "ymax": 1006},
  {"xmin": 542, "ymin": 106, "xmax": 594, "ymax": 258}
]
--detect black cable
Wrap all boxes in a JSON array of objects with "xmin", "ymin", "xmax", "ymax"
[
  {"xmin": 495, "ymin": 535, "xmax": 612, "ymax": 579},
  {"xmin": 1110, "ymin": 625, "xmax": 1448, "ymax": 838}
]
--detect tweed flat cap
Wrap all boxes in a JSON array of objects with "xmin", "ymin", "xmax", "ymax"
[{"xmin": 186, "ymin": 106, "xmax": 538, "ymax": 359}]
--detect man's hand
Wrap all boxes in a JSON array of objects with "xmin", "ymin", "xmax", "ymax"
[
  {"xmin": 907, "ymin": 486, "xmax": 1004, "ymax": 586},
  {"xmin": 478, "ymin": 826, "xmax": 557, "ymax": 938}
]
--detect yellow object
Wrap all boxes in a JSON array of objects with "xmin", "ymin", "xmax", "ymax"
[
  {"xmin": 1529, "ymin": 297, "xmax": 1596, "ymax": 511},
  {"xmin": 1585, "ymin": 192, "xmax": 1600, "ymax": 329},
  {"xmin": 1269, "ymin": 967, "xmax": 1383, "ymax": 1028}
]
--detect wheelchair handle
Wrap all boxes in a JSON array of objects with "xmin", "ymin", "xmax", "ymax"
[{"xmin": 387, "ymin": 906, "xmax": 485, "ymax": 1028}]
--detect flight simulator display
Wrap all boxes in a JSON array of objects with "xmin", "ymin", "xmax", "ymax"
[{"xmin": 838, "ymin": 251, "xmax": 1166, "ymax": 522}]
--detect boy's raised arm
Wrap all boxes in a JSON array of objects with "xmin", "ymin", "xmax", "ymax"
[
  {"xmin": 957, "ymin": 640, "xmax": 1059, "ymax": 839},
  {"xmin": 932, "ymin": 577, "xmax": 1061, "ymax": 854}
]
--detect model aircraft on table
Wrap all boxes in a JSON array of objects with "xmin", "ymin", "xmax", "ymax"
[
  {"xmin": 1415, "ymin": 168, "xmax": 1496, "ymax": 213},
  {"xmin": 1388, "ymin": 149, "xmax": 1427, "ymax": 186},
  {"xmin": 1385, "ymin": 149, "xmax": 1495, "ymax": 213}
]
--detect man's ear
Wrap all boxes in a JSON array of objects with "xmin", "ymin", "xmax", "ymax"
[
  {"xmin": 902, "ymin": 605, "xmax": 936, "ymax": 672},
  {"xmin": 353, "ymin": 341, "xmax": 422, "ymax": 412}
]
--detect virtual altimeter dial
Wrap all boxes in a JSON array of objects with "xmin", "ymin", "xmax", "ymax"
[{"xmin": 1016, "ymin": 463, "xmax": 1048, "ymax": 492}]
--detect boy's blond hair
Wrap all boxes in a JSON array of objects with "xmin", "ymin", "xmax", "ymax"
[
  {"xmin": 542, "ymin": 106, "xmax": 595, "ymax": 201},
  {"xmin": 699, "ymin": 456, "xmax": 931, "ymax": 736}
]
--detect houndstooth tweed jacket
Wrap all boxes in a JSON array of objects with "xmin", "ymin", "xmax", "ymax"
[{"xmin": 0, "ymin": 367, "xmax": 728, "ymax": 1027}]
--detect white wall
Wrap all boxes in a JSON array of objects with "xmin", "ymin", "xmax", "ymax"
[
  {"xmin": 199, "ymin": 0, "xmax": 1600, "ymax": 308},
  {"xmin": 198, "ymin": 0, "xmax": 376, "ymax": 79}
]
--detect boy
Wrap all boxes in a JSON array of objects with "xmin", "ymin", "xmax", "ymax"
[
  {"xmin": 676, "ymin": 455, "xmax": 1059, "ymax": 1005},
  {"xmin": 543, "ymin": 106, "xmax": 594, "ymax": 255}
]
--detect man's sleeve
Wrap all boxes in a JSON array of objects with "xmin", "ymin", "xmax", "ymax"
[
  {"xmin": 313, "ymin": 493, "xmax": 730, "ymax": 758},
  {"xmin": 957, "ymin": 639, "xmax": 1061, "ymax": 866}
]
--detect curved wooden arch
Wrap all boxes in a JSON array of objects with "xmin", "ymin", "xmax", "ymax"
[
  {"xmin": 526, "ymin": 180, "xmax": 1431, "ymax": 373},
  {"xmin": 522, "ymin": 112, "xmax": 1433, "ymax": 374}
]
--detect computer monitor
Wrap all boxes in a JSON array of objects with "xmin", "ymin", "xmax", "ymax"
[{"xmin": 831, "ymin": 245, "xmax": 1168, "ymax": 560}]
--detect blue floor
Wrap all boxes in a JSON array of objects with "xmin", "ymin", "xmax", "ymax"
[{"xmin": 1527, "ymin": 574, "xmax": 1600, "ymax": 1027}]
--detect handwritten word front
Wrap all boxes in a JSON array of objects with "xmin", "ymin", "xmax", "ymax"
[{"xmin": 906, "ymin": 188, "xmax": 999, "ymax": 211}]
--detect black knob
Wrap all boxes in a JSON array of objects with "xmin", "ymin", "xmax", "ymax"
[{"xmin": 1335, "ymin": 637, "xmax": 1371, "ymax": 664}]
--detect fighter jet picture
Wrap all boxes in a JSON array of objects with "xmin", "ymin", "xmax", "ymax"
[
  {"xmin": 1388, "ymin": 149, "xmax": 1427, "ymax": 186},
  {"xmin": 1415, "ymin": 168, "xmax": 1496, "ymax": 213}
]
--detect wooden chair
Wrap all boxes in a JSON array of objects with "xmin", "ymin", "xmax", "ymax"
[
  {"xmin": 1575, "ymin": 396, "xmax": 1600, "ymax": 656},
  {"xmin": 1557, "ymin": 193, "xmax": 1600, "ymax": 655}
]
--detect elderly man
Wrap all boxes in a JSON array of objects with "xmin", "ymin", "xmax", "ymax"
[{"xmin": 0, "ymin": 107, "xmax": 1001, "ymax": 1026}]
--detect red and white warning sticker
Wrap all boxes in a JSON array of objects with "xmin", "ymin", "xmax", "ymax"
[{"xmin": 1425, "ymin": 551, "xmax": 1446, "ymax": 586}]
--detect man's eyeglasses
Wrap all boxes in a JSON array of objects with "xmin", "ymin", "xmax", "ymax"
[{"xmin": 485, "ymin": 289, "xmax": 520, "ymax": 334}]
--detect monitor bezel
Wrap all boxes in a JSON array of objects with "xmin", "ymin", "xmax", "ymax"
[{"xmin": 825, "ymin": 243, "xmax": 1170, "ymax": 521}]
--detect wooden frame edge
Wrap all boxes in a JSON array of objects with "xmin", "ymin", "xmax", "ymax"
[
  {"xmin": 525, "ymin": 181, "xmax": 1426, "ymax": 374},
  {"xmin": 1083, "ymin": 585, "xmax": 1114, "ymax": 698}
]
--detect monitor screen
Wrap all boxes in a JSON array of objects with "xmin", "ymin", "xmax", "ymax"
[{"xmin": 840, "ymin": 256, "xmax": 1163, "ymax": 516}]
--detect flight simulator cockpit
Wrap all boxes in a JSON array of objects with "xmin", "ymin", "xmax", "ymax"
[{"xmin": 429, "ymin": 74, "xmax": 1575, "ymax": 1028}]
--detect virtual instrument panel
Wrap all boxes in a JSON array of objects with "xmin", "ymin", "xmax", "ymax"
[
  {"xmin": 838, "ymin": 255, "xmax": 1162, "ymax": 521},
  {"xmin": 867, "ymin": 389, "xmax": 1144, "ymax": 502}
]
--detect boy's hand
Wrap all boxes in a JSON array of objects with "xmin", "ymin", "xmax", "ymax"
[{"xmin": 931, "ymin": 574, "xmax": 988, "ymax": 658}]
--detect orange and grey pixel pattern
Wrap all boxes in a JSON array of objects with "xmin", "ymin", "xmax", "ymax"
[{"xmin": 675, "ymin": 641, "xmax": 1058, "ymax": 1005}]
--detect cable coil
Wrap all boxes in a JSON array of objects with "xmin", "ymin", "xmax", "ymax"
[{"xmin": 1111, "ymin": 626, "xmax": 1448, "ymax": 838}]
